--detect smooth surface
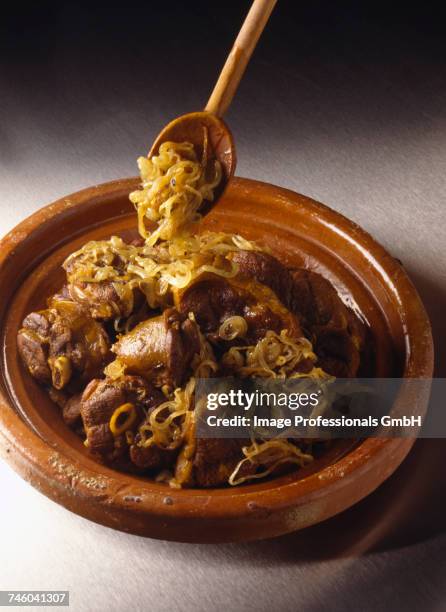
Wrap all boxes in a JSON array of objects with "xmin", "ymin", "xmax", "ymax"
[
  {"xmin": 1, "ymin": 2, "xmax": 445, "ymax": 610},
  {"xmin": 1, "ymin": 177, "xmax": 432, "ymax": 542}
]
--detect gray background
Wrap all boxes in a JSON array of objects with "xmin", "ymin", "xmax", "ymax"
[{"xmin": 1, "ymin": 2, "xmax": 445, "ymax": 610}]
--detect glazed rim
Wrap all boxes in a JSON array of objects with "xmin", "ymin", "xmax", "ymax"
[{"xmin": 0, "ymin": 177, "xmax": 433, "ymax": 524}]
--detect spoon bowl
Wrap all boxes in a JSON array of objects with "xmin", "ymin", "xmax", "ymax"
[{"xmin": 149, "ymin": 111, "xmax": 236, "ymax": 200}]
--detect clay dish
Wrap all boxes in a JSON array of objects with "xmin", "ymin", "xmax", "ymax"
[{"xmin": 0, "ymin": 177, "xmax": 433, "ymax": 542}]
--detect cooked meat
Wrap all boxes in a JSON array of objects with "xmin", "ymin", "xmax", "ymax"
[
  {"xmin": 231, "ymin": 250, "xmax": 350, "ymax": 328},
  {"xmin": 81, "ymin": 375, "xmax": 164, "ymax": 460},
  {"xmin": 62, "ymin": 393, "xmax": 83, "ymax": 428},
  {"xmin": 175, "ymin": 277, "xmax": 242, "ymax": 333},
  {"xmin": 290, "ymin": 269, "xmax": 365, "ymax": 377},
  {"xmin": 21, "ymin": 311, "xmax": 52, "ymax": 336},
  {"xmin": 63, "ymin": 236, "xmax": 148, "ymax": 321},
  {"xmin": 231, "ymin": 250, "xmax": 293, "ymax": 304},
  {"xmin": 192, "ymin": 438, "xmax": 247, "ymax": 487},
  {"xmin": 17, "ymin": 316, "xmax": 52, "ymax": 384},
  {"xmin": 112, "ymin": 308, "xmax": 201, "ymax": 389},
  {"xmin": 67, "ymin": 281, "xmax": 145, "ymax": 321},
  {"xmin": 192, "ymin": 436, "xmax": 315, "ymax": 488},
  {"xmin": 129, "ymin": 439, "xmax": 176, "ymax": 471},
  {"xmin": 50, "ymin": 285, "xmax": 72, "ymax": 302},
  {"xmin": 174, "ymin": 274, "xmax": 301, "ymax": 344},
  {"xmin": 290, "ymin": 269, "xmax": 345, "ymax": 328},
  {"xmin": 230, "ymin": 250, "xmax": 365, "ymax": 377},
  {"xmin": 17, "ymin": 298, "xmax": 111, "ymax": 390}
]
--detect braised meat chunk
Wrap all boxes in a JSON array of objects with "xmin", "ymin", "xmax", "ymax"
[
  {"xmin": 67, "ymin": 281, "xmax": 145, "ymax": 321},
  {"xmin": 62, "ymin": 393, "xmax": 83, "ymax": 428},
  {"xmin": 112, "ymin": 308, "xmax": 201, "ymax": 389},
  {"xmin": 17, "ymin": 298, "xmax": 111, "ymax": 391},
  {"xmin": 80, "ymin": 375, "xmax": 164, "ymax": 461},
  {"xmin": 289, "ymin": 269, "xmax": 365, "ymax": 377},
  {"xmin": 183, "ymin": 437, "xmax": 308, "ymax": 488},
  {"xmin": 129, "ymin": 438, "xmax": 176, "ymax": 471},
  {"xmin": 17, "ymin": 312, "xmax": 52, "ymax": 384},
  {"xmin": 192, "ymin": 438, "xmax": 247, "ymax": 487},
  {"xmin": 229, "ymin": 250, "xmax": 365, "ymax": 377},
  {"xmin": 230, "ymin": 250, "xmax": 294, "ymax": 305},
  {"xmin": 174, "ymin": 274, "xmax": 302, "ymax": 344}
]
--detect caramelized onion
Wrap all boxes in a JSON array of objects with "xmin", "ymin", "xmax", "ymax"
[{"xmin": 218, "ymin": 316, "xmax": 248, "ymax": 341}]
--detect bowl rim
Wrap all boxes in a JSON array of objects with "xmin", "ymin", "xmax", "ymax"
[{"xmin": 0, "ymin": 176, "xmax": 434, "ymax": 529}]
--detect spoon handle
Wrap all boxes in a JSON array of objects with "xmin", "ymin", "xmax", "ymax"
[{"xmin": 205, "ymin": 0, "xmax": 277, "ymax": 117}]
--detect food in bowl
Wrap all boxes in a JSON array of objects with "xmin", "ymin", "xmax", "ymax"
[{"xmin": 17, "ymin": 139, "xmax": 370, "ymax": 488}]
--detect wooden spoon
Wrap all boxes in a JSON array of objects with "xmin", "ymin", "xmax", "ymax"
[{"xmin": 149, "ymin": 0, "xmax": 277, "ymax": 197}]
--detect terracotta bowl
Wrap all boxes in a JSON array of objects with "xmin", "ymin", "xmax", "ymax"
[{"xmin": 0, "ymin": 177, "xmax": 433, "ymax": 542}]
